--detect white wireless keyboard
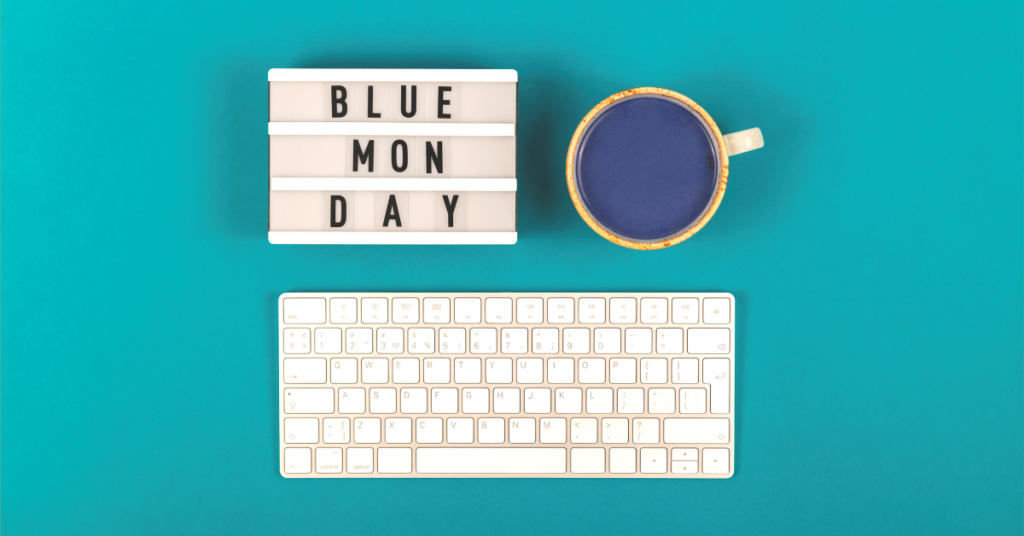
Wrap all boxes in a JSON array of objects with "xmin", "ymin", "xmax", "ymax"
[{"xmin": 278, "ymin": 292, "xmax": 735, "ymax": 478}]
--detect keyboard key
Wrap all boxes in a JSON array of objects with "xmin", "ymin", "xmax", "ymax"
[
  {"xmin": 672, "ymin": 298, "xmax": 698, "ymax": 324},
  {"xmin": 454, "ymin": 358, "xmax": 481, "ymax": 383},
  {"xmin": 431, "ymin": 388, "xmax": 457, "ymax": 413},
  {"xmin": 703, "ymin": 359, "xmax": 731, "ymax": 413},
  {"xmin": 408, "ymin": 328, "xmax": 434, "ymax": 354},
  {"xmin": 378, "ymin": 448, "xmax": 412, "ymax": 473},
  {"xmin": 393, "ymin": 358, "xmax": 419, "ymax": 384},
  {"xmin": 532, "ymin": 328, "xmax": 558, "ymax": 354},
  {"xmin": 284, "ymin": 448, "xmax": 311, "ymax": 473},
  {"xmin": 602, "ymin": 418, "xmax": 628, "ymax": 443},
  {"xmin": 640, "ymin": 358, "xmax": 667, "ymax": 384},
  {"xmin": 486, "ymin": 358, "xmax": 513, "ymax": 383},
  {"xmin": 617, "ymin": 388, "xmax": 643, "ymax": 414},
  {"xmin": 284, "ymin": 418, "xmax": 319, "ymax": 443},
  {"xmin": 361, "ymin": 358, "xmax": 388, "ymax": 383},
  {"xmin": 377, "ymin": 328, "xmax": 404, "ymax": 354},
  {"xmin": 672, "ymin": 448, "xmax": 698, "ymax": 461},
  {"xmin": 516, "ymin": 298, "xmax": 543, "ymax": 323},
  {"xmin": 571, "ymin": 448, "xmax": 605, "ymax": 473},
  {"xmin": 547, "ymin": 298, "xmax": 574, "ymax": 323},
  {"xmin": 354, "ymin": 418, "xmax": 381, "ymax": 443},
  {"xmin": 416, "ymin": 448, "xmax": 566, "ymax": 474},
  {"xmin": 509, "ymin": 417, "xmax": 536, "ymax": 443},
  {"xmin": 470, "ymin": 328, "xmax": 497, "ymax": 354},
  {"xmin": 347, "ymin": 448, "xmax": 373, "ymax": 473},
  {"xmin": 703, "ymin": 298, "xmax": 731, "ymax": 324},
  {"xmin": 563, "ymin": 328, "xmax": 590, "ymax": 354},
  {"xmin": 579, "ymin": 298, "xmax": 606, "ymax": 323},
  {"xmin": 548, "ymin": 358, "xmax": 575, "ymax": 384},
  {"xmin": 284, "ymin": 388, "xmax": 333, "ymax": 413},
  {"xmin": 423, "ymin": 298, "xmax": 450, "ymax": 324},
  {"xmin": 338, "ymin": 388, "xmax": 365, "ymax": 413},
  {"xmin": 323, "ymin": 418, "xmax": 350, "ymax": 443},
  {"xmin": 672, "ymin": 358, "xmax": 698, "ymax": 384},
  {"xmin": 345, "ymin": 328, "xmax": 372, "ymax": 354},
  {"xmin": 385, "ymin": 418, "xmax": 412, "ymax": 443},
  {"xmin": 314, "ymin": 328, "xmax": 342, "ymax": 354},
  {"xmin": 423, "ymin": 358, "xmax": 450, "ymax": 383},
  {"xmin": 609, "ymin": 448, "xmax": 636, "ymax": 473},
  {"xmin": 632, "ymin": 418, "xmax": 659, "ymax": 444},
  {"xmin": 539, "ymin": 418, "xmax": 566, "ymax": 443},
  {"xmin": 316, "ymin": 448, "xmax": 343, "ymax": 474},
  {"xmin": 392, "ymin": 298, "xmax": 419, "ymax": 323},
  {"xmin": 329, "ymin": 298, "xmax": 357, "ymax": 324},
  {"xmin": 446, "ymin": 418, "xmax": 474, "ymax": 443},
  {"xmin": 361, "ymin": 298, "xmax": 388, "ymax": 324},
  {"xmin": 439, "ymin": 329, "xmax": 466, "ymax": 353},
  {"xmin": 679, "ymin": 388, "xmax": 707, "ymax": 413},
  {"xmin": 648, "ymin": 388, "xmax": 675, "ymax": 413},
  {"xmin": 284, "ymin": 358, "xmax": 326, "ymax": 384},
  {"xmin": 625, "ymin": 328, "xmax": 652, "ymax": 354},
  {"xmin": 687, "ymin": 328, "xmax": 730, "ymax": 354},
  {"xmin": 493, "ymin": 388, "xmax": 520, "ymax": 413},
  {"xmin": 284, "ymin": 298, "xmax": 326, "ymax": 324},
  {"xmin": 524, "ymin": 388, "xmax": 551, "ymax": 413},
  {"xmin": 655, "ymin": 328, "xmax": 683, "ymax": 354},
  {"xmin": 664, "ymin": 418, "xmax": 730, "ymax": 443},
  {"xmin": 400, "ymin": 388, "xmax": 427, "ymax": 413},
  {"xmin": 595, "ymin": 329, "xmax": 621, "ymax": 354},
  {"xmin": 609, "ymin": 358, "xmax": 636, "ymax": 383},
  {"xmin": 579, "ymin": 358, "xmax": 605, "ymax": 384},
  {"xmin": 454, "ymin": 298, "xmax": 481, "ymax": 323},
  {"xmin": 517, "ymin": 358, "xmax": 544, "ymax": 383},
  {"xmin": 555, "ymin": 388, "xmax": 582, "ymax": 413},
  {"xmin": 416, "ymin": 418, "xmax": 443, "ymax": 443},
  {"xmin": 478, "ymin": 418, "xmax": 505, "ymax": 443},
  {"xmin": 369, "ymin": 388, "xmax": 396, "ymax": 414},
  {"xmin": 570, "ymin": 418, "xmax": 598, "ymax": 443},
  {"xmin": 640, "ymin": 298, "xmax": 668, "ymax": 324},
  {"xmin": 485, "ymin": 298, "xmax": 513, "ymax": 324},
  {"xmin": 672, "ymin": 461, "xmax": 698, "ymax": 474},
  {"xmin": 586, "ymin": 388, "xmax": 613, "ymax": 413},
  {"xmin": 283, "ymin": 328, "xmax": 311, "ymax": 354},
  {"xmin": 609, "ymin": 298, "xmax": 636, "ymax": 323},
  {"xmin": 463, "ymin": 388, "xmax": 489, "ymax": 413},
  {"xmin": 501, "ymin": 328, "xmax": 527, "ymax": 353},
  {"xmin": 702, "ymin": 448, "xmax": 730, "ymax": 474},
  {"xmin": 640, "ymin": 448, "xmax": 667, "ymax": 474}
]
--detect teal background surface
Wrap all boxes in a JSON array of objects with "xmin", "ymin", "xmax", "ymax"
[{"xmin": 2, "ymin": 0, "xmax": 1022, "ymax": 534}]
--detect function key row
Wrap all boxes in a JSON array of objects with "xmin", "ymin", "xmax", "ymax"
[{"xmin": 284, "ymin": 296, "xmax": 731, "ymax": 326}]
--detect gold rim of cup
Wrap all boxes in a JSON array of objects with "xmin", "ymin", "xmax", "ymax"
[{"xmin": 565, "ymin": 87, "xmax": 730, "ymax": 250}]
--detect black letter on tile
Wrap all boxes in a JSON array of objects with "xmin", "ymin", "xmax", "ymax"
[
  {"xmin": 330, "ymin": 195, "xmax": 348, "ymax": 227},
  {"xmin": 442, "ymin": 194, "xmax": 459, "ymax": 227},
  {"xmin": 353, "ymin": 139, "xmax": 374, "ymax": 172},
  {"xmin": 367, "ymin": 86, "xmax": 381, "ymax": 118},
  {"xmin": 331, "ymin": 85, "xmax": 348, "ymax": 117},
  {"xmin": 426, "ymin": 141, "xmax": 443, "ymax": 174},
  {"xmin": 437, "ymin": 86, "xmax": 451, "ymax": 119},
  {"xmin": 383, "ymin": 195, "xmax": 402, "ymax": 227},
  {"xmin": 400, "ymin": 85, "xmax": 417, "ymax": 118},
  {"xmin": 391, "ymin": 140, "xmax": 408, "ymax": 173}
]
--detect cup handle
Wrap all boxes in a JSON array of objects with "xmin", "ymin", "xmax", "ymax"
[{"xmin": 723, "ymin": 128, "xmax": 764, "ymax": 156}]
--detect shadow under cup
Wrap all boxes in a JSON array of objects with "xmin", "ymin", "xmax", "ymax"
[{"xmin": 568, "ymin": 90, "xmax": 727, "ymax": 249}]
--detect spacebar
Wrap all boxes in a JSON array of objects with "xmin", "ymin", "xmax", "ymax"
[{"xmin": 416, "ymin": 448, "xmax": 567, "ymax": 474}]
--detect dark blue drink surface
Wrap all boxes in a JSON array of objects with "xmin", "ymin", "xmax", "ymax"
[{"xmin": 575, "ymin": 95, "xmax": 719, "ymax": 241}]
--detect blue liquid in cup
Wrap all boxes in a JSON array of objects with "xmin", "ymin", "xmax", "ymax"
[{"xmin": 575, "ymin": 95, "xmax": 719, "ymax": 242}]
